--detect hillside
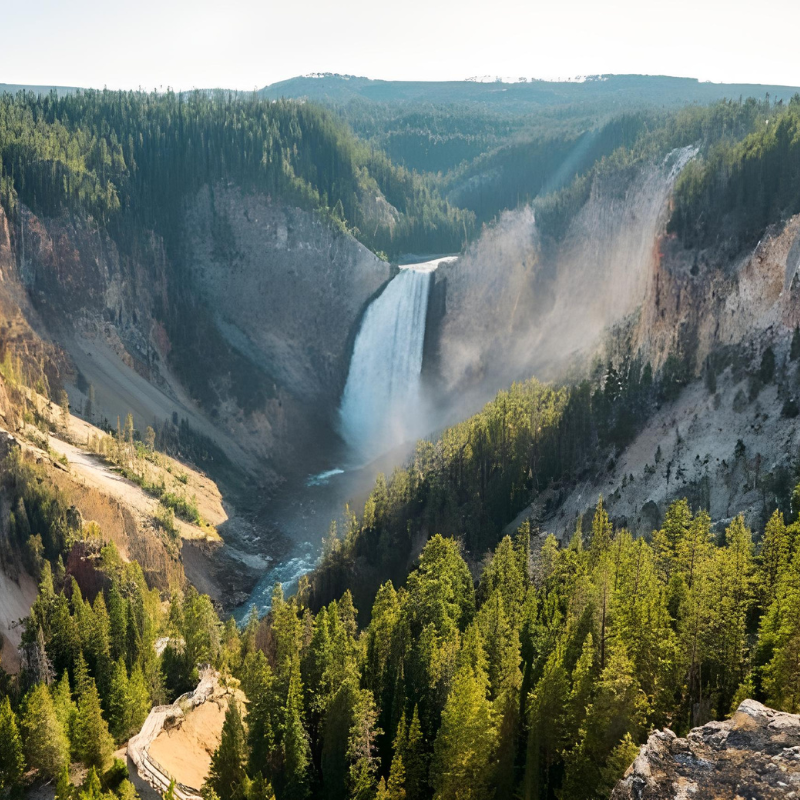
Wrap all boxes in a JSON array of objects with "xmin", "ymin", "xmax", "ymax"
[
  {"xmin": 260, "ymin": 73, "xmax": 800, "ymax": 111},
  {"xmin": 0, "ymin": 372, "xmax": 233, "ymax": 671},
  {"xmin": 0, "ymin": 90, "xmax": 450, "ymax": 494}
]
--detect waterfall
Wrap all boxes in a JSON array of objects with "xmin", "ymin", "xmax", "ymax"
[
  {"xmin": 339, "ymin": 263, "xmax": 437, "ymax": 462},
  {"xmin": 239, "ymin": 257, "xmax": 454, "ymax": 619}
]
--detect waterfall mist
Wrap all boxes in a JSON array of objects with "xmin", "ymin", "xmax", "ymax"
[{"xmin": 433, "ymin": 147, "xmax": 698, "ymax": 420}]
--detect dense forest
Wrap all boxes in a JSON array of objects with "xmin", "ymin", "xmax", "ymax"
[
  {"xmin": 308, "ymin": 346, "xmax": 719, "ymax": 615},
  {"xmin": 323, "ymin": 93, "xmax": 797, "ymax": 234},
  {"xmin": 441, "ymin": 114, "xmax": 649, "ymax": 223},
  {"xmin": 0, "ymin": 89, "xmax": 472, "ymax": 258},
  {"xmin": 330, "ymin": 101, "xmax": 528, "ymax": 175},
  {"xmin": 669, "ymin": 97, "xmax": 800, "ymax": 253},
  {"xmin": 532, "ymin": 95, "xmax": 794, "ymax": 244},
  {"xmin": 2, "ymin": 89, "xmax": 797, "ymax": 264},
  {"xmin": 2, "ymin": 438, "xmax": 800, "ymax": 800},
  {"xmin": 2, "ymin": 88, "xmax": 797, "ymax": 275}
]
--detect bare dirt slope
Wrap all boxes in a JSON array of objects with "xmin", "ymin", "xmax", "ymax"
[
  {"xmin": 0, "ymin": 565, "xmax": 36, "ymax": 672},
  {"xmin": 63, "ymin": 332, "xmax": 258, "ymax": 476},
  {"xmin": 542, "ymin": 362, "xmax": 799, "ymax": 540},
  {"xmin": 50, "ymin": 409, "xmax": 227, "ymax": 541},
  {"xmin": 0, "ymin": 376, "xmax": 238, "ymax": 655}
]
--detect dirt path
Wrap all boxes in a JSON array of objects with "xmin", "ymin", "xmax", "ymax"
[{"xmin": 46, "ymin": 435, "xmax": 221, "ymax": 542}]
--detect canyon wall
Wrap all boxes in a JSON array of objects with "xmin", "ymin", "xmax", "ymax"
[
  {"xmin": 426, "ymin": 148, "xmax": 695, "ymax": 425},
  {"xmin": 0, "ymin": 187, "xmax": 391, "ymax": 483}
]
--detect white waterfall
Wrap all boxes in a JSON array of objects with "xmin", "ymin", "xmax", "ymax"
[
  {"xmin": 339, "ymin": 260, "xmax": 445, "ymax": 463},
  {"xmin": 240, "ymin": 256, "xmax": 455, "ymax": 619}
]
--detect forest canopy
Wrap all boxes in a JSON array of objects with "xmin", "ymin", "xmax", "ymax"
[{"xmin": 0, "ymin": 89, "xmax": 473, "ymax": 257}]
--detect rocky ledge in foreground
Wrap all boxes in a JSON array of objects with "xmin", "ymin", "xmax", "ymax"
[{"xmin": 612, "ymin": 700, "xmax": 800, "ymax": 799}]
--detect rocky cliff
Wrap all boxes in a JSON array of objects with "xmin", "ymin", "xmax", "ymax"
[
  {"xmin": 182, "ymin": 184, "xmax": 391, "ymax": 469},
  {"xmin": 424, "ymin": 150, "xmax": 800, "ymax": 540},
  {"xmin": 539, "ymin": 210, "xmax": 800, "ymax": 540},
  {"xmin": 612, "ymin": 700, "xmax": 800, "ymax": 799},
  {"xmin": 0, "ymin": 187, "xmax": 391, "ymax": 484}
]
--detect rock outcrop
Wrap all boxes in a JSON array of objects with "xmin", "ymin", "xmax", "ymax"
[{"xmin": 612, "ymin": 700, "xmax": 800, "ymax": 799}]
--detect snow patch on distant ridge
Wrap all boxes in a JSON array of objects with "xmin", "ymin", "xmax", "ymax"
[{"xmin": 465, "ymin": 75, "xmax": 608, "ymax": 84}]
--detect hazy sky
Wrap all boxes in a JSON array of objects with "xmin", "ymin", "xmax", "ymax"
[{"xmin": 3, "ymin": 0, "xmax": 800, "ymax": 90}]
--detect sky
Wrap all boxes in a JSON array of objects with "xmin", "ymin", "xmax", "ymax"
[{"xmin": 2, "ymin": 0, "xmax": 800, "ymax": 91}]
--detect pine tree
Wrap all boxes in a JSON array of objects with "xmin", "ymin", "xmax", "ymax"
[
  {"xmin": 280, "ymin": 662, "xmax": 311, "ymax": 800},
  {"xmin": 652, "ymin": 499, "xmax": 692, "ymax": 576},
  {"xmin": 701, "ymin": 516, "xmax": 755, "ymax": 710},
  {"xmin": 598, "ymin": 733, "xmax": 641, "ymax": 795},
  {"xmin": 78, "ymin": 767, "xmax": 103, "ymax": 800},
  {"xmin": 107, "ymin": 584, "xmax": 128, "ymax": 662},
  {"xmin": 207, "ymin": 700, "xmax": 248, "ymax": 800},
  {"xmin": 524, "ymin": 650, "xmax": 569, "ymax": 800},
  {"xmin": 376, "ymin": 753, "xmax": 405, "ymax": 800},
  {"xmin": 48, "ymin": 594, "xmax": 80, "ymax": 677},
  {"xmin": 565, "ymin": 633, "xmax": 596, "ymax": 743},
  {"xmin": 247, "ymin": 774, "xmax": 276, "ymax": 800},
  {"xmin": 128, "ymin": 663, "xmax": 152, "ymax": 734},
  {"xmin": 29, "ymin": 561, "xmax": 55, "ymax": 637},
  {"xmin": 246, "ymin": 652, "xmax": 278, "ymax": 778},
  {"xmin": 763, "ymin": 549, "xmax": 800, "ymax": 711},
  {"xmin": 107, "ymin": 658, "xmax": 132, "ymax": 741},
  {"xmin": 347, "ymin": 688, "xmax": 381, "ymax": 800},
  {"xmin": 84, "ymin": 592, "xmax": 113, "ymax": 696},
  {"xmin": 401, "ymin": 706, "xmax": 425, "ymax": 800},
  {"xmin": 321, "ymin": 673, "xmax": 358, "ymax": 800},
  {"xmin": 74, "ymin": 677, "xmax": 114, "ymax": 771},
  {"xmin": 431, "ymin": 665, "xmax": 497, "ymax": 800},
  {"xmin": 477, "ymin": 592, "xmax": 521, "ymax": 799},
  {"xmin": 0, "ymin": 696, "xmax": 25, "ymax": 793},
  {"xmin": 73, "ymin": 651, "xmax": 91, "ymax": 700},
  {"xmin": 589, "ymin": 497, "xmax": 613, "ymax": 564},
  {"xmin": 117, "ymin": 779, "xmax": 138, "ymax": 800},
  {"xmin": 55, "ymin": 764, "xmax": 72, "ymax": 800},
  {"xmin": 20, "ymin": 683, "xmax": 70, "ymax": 780},
  {"xmin": 561, "ymin": 643, "xmax": 647, "ymax": 800},
  {"xmin": 52, "ymin": 672, "xmax": 77, "ymax": 755},
  {"xmin": 25, "ymin": 624, "xmax": 55, "ymax": 685},
  {"xmin": 758, "ymin": 510, "xmax": 790, "ymax": 609}
]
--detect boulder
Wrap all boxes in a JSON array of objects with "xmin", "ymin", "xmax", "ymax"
[{"xmin": 612, "ymin": 700, "xmax": 800, "ymax": 799}]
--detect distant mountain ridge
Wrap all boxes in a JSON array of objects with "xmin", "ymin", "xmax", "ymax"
[
  {"xmin": 7, "ymin": 74, "xmax": 800, "ymax": 112},
  {"xmin": 260, "ymin": 72, "xmax": 800, "ymax": 111},
  {"xmin": 0, "ymin": 83, "xmax": 79, "ymax": 97}
]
